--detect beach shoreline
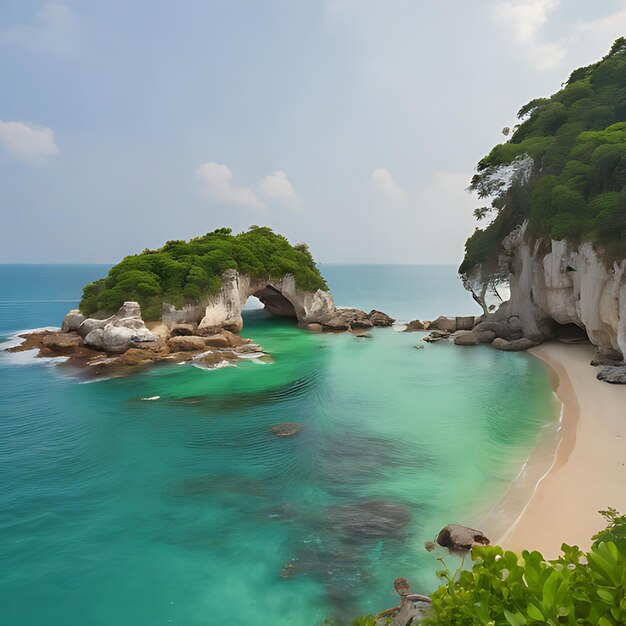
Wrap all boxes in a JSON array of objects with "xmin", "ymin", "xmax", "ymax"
[{"xmin": 497, "ymin": 341, "xmax": 626, "ymax": 558}]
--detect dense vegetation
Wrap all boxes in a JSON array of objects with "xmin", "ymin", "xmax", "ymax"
[
  {"xmin": 425, "ymin": 509, "xmax": 626, "ymax": 625},
  {"xmin": 79, "ymin": 226, "xmax": 328, "ymax": 320},
  {"xmin": 349, "ymin": 509, "xmax": 626, "ymax": 625},
  {"xmin": 460, "ymin": 38, "xmax": 626, "ymax": 279}
]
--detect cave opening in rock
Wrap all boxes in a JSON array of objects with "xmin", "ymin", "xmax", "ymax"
[
  {"xmin": 252, "ymin": 285, "xmax": 298, "ymax": 319},
  {"xmin": 552, "ymin": 321, "xmax": 590, "ymax": 344}
]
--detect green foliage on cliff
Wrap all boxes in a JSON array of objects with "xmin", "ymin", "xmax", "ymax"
[
  {"xmin": 79, "ymin": 226, "xmax": 328, "ymax": 320},
  {"xmin": 460, "ymin": 38, "xmax": 626, "ymax": 276}
]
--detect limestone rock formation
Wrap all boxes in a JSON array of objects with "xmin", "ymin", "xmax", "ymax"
[
  {"xmin": 81, "ymin": 301, "xmax": 157, "ymax": 353},
  {"xmin": 160, "ymin": 269, "xmax": 391, "ymax": 334},
  {"xmin": 477, "ymin": 223, "xmax": 625, "ymax": 359}
]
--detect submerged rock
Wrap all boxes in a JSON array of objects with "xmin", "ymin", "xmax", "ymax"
[
  {"xmin": 327, "ymin": 499, "xmax": 411, "ymax": 540},
  {"xmin": 436, "ymin": 524, "xmax": 490, "ymax": 552},
  {"xmin": 271, "ymin": 423, "xmax": 303, "ymax": 437}
]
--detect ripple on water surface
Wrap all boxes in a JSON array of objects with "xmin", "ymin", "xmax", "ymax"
[{"xmin": 0, "ymin": 266, "xmax": 558, "ymax": 625}]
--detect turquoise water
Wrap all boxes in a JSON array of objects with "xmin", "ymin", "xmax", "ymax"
[{"xmin": 0, "ymin": 265, "xmax": 556, "ymax": 625}]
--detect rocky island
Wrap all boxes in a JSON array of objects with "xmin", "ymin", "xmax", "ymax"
[{"xmin": 6, "ymin": 227, "xmax": 393, "ymax": 376}]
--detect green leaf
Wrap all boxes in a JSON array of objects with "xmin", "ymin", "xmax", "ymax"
[
  {"xmin": 526, "ymin": 603, "xmax": 544, "ymax": 621},
  {"xmin": 504, "ymin": 609, "xmax": 527, "ymax": 626},
  {"xmin": 597, "ymin": 588, "xmax": 614, "ymax": 603}
]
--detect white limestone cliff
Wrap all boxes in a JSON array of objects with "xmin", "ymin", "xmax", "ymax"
[{"xmin": 491, "ymin": 223, "xmax": 626, "ymax": 357}]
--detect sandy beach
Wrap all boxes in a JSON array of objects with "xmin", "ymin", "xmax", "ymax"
[{"xmin": 500, "ymin": 341, "xmax": 626, "ymax": 558}]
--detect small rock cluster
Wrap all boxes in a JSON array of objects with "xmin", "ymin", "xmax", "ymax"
[
  {"xmin": 6, "ymin": 301, "xmax": 265, "ymax": 377},
  {"xmin": 301, "ymin": 308, "xmax": 395, "ymax": 332},
  {"xmin": 404, "ymin": 314, "xmax": 541, "ymax": 352}
]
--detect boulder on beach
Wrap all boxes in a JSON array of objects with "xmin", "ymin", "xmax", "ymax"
[
  {"xmin": 596, "ymin": 365, "xmax": 626, "ymax": 384},
  {"xmin": 271, "ymin": 423, "xmax": 303, "ymax": 437},
  {"xmin": 436, "ymin": 524, "xmax": 490, "ymax": 551}
]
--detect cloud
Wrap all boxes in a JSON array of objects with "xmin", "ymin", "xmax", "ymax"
[
  {"xmin": 491, "ymin": 0, "xmax": 565, "ymax": 70},
  {"xmin": 196, "ymin": 162, "xmax": 265, "ymax": 210},
  {"xmin": 0, "ymin": 121, "xmax": 59, "ymax": 165},
  {"xmin": 0, "ymin": 3, "xmax": 79, "ymax": 54},
  {"xmin": 371, "ymin": 167, "xmax": 405, "ymax": 202},
  {"xmin": 259, "ymin": 170, "xmax": 302, "ymax": 209}
]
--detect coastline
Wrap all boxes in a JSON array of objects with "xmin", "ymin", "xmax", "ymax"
[{"xmin": 498, "ymin": 341, "xmax": 626, "ymax": 558}]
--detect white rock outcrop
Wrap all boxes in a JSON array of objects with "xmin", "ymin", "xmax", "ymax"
[
  {"xmin": 80, "ymin": 301, "xmax": 157, "ymax": 353},
  {"xmin": 162, "ymin": 269, "xmax": 340, "ymax": 332},
  {"xmin": 488, "ymin": 223, "xmax": 626, "ymax": 357}
]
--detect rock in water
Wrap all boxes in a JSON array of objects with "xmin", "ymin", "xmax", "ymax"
[
  {"xmin": 453, "ymin": 331, "xmax": 479, "ymax": 345},
  {"xmin": 436, "ymin": 524, "xmax": 490, "ymax": 551},
  {"xmin": 429, "ymin": 316, "xmax": 457, "ymax": 332},
  {"xmin": 327, "ymin": 500, "xmax": 411, "ymax": 540},
  {"xmin": 271, "ymin": 423, "xmax": 303, "ymax": 437},
  {"xmin": 368, "ymin": 310, "xmax": 395, "ymax": 327},
  {"xmin": 491, "ymin": 337, "xmax": 537, "ymax": 351},
  {"xmin": 403, "ymin": 320, "xmax": 425, "ymax": 332}
]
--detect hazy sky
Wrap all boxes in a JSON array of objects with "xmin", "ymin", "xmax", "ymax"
[{"xmin": 1, "ymin": 0, "xmax": 625, "ymax": 264}]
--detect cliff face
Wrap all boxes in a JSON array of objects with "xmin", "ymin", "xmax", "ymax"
[
  {"xmin": 494, "ymin": 223, "xmax": 626, "ymax": 358},
  {"xmin": 162, "ymin": 269, "xmax": 340, "ymax": 332}
]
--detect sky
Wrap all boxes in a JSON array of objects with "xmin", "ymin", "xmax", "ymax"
[{"xmin": 1, "ymin": 0, "xmax": 625, "ymax": 264}]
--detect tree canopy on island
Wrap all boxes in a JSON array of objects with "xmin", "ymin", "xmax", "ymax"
[
  {"xmin": 460, "ymin": 37, "xmax": 626, "ymax": 284},
  {"xmin": 80, "ymin": 226, "xmax": 328, "ymax": 320}
]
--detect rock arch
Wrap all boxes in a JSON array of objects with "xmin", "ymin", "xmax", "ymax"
[{"xmin": 162, "ymin": 269, "xmax": 338, "ymax": 332}]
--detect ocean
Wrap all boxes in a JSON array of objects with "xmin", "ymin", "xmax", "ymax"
[{"xmin": 0, "ymin": 264, "xmax": 557, "ymax": 625}]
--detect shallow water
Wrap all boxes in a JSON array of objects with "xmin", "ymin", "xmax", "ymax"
[{"xmin": 0, "ymin": 265, "xmax": 557, "ymax": 625}]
